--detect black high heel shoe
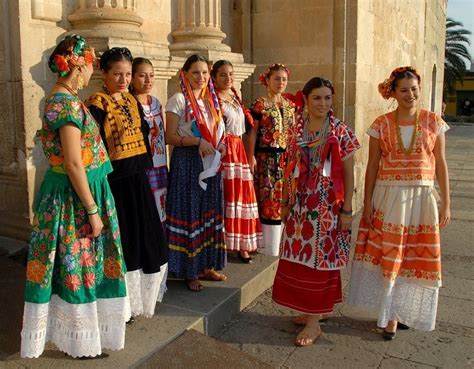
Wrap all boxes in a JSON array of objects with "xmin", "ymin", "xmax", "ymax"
[
  {"xmin": 238, "ymin": 252, "xmax": 252, "ymax": 264},
  {"xmin": 126, "ymin": 316, "xmax": 136, "ymax": 325},
  {"xmin": 382, "ymin": 329, "xmax": 396, "ymax": 340},
  {"xmin": 397, "ymin": 322, "xmax": 410, "ymax": 330}
]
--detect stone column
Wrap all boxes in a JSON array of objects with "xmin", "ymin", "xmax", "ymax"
[
  {"xmin": 170, "ymin": 0, "xmax": 231, "ymax": 53},
  {"xmin": 67, "ymin": 0, "xmax": 143, "ymax": 40},
  {"xmin": 67, "ymin": 0, "xmax": 180, "ymax": 103},
  {"xmin": 169, "ymin": 0, "xmax": 254, "ymax": 91}
]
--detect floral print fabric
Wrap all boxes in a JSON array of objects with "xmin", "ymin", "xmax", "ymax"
[
  {"xmin": 251, "ymin": 97, "xmax": 295, "ymax": 224},
  {"xmin": 39, "ymin": 93, "xmax": 110, "ymax": 174},
  {"xmin": 24, "ymin": 93, "xmax": 126, "ymax": 304},
  {"xmin": 280, "ymin": 117, "xmax": 360, "ymax": 270}
]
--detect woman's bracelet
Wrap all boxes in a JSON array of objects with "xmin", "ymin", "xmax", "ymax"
[
  {"xmin": 180, "ymin": 136, "xmax": 185, "ymax": 147},
  {"xmin": 86, "ymin": 203, "xmax": 98, "ymax": 215},
  {"xmin": 340, "ymin": 208, "xmax": 352, "ymax": 216}
]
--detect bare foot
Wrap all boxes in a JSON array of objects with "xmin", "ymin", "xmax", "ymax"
[
  {"xmin": 239, "ymin": 250, "xmax": 250, "ymax": 259},
  {"xmin": 292, "ymin": 314, "xmax": 309, "ymax": 326},
  {"xmin": 385, "ymin": 319, "xmax": 397, "ymax": 333},
  {"xmin": 292, "ymin": 313, "xmax": 330, "ymax": 326},
  {"xmin": 185, "ymin": 279, "xmax": 204, "ymax": 292},
  {"xmin": 295, "ymin": 316, "xmax": 322, "ymax": 347}
]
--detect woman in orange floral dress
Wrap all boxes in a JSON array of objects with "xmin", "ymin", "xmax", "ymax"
[
  {"xmin": 248, "ymin": 64, "xmax": 295, "ymax": 256},
  {"xmin": 21, "ymin": 35, "xmax": 129, "ymax": 359},
  {"xmin": 348, "ymin": 66, "xmax": 451, "ymax": 340}
]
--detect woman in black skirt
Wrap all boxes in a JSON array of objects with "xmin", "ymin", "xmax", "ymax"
[{"xmin": 86, "ymin": 47, "xmax": 168, "ymax": 318}]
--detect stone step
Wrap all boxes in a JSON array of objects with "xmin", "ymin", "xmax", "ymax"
[
  {"xmin": 4, "ymin": 253, "xmax": 278, "ymax": 368},
  {"xmin": 136, "ymin": 328, "xmax": 273, "ymax": 369}
]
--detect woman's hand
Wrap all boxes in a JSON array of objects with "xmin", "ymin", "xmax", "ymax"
[
  {"xmin": 362, "ymin": 203, "xmax": 374, "ymax": 225},
  {"xmin": 88, "ymin": 213, "xmax": 104, "ymax": 238},
  {"xmin": 217, "ymin": 143, "xmax": 227, "ymax": 157},
  {"xmin": 249, "ymin": 155, "xmax": 257, "ymax": 174},
  {"xmin": 199, "ymin": 138, "xmax": 216, "ymax": 157},
  {"xmin": 439, "ymin": 203, "xmax": 451, "ymax": 228},
  {"xmin": 338, "ymin": 215, "xmax": 352, "ymax": 231}
]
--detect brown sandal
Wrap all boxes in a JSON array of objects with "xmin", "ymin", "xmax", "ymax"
[{"xmin": 198, "ymin": 269, "xmax": 227, "ymax": 281}]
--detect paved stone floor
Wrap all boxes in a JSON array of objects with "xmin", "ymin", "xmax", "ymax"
[
  {"xmin": 1, "ymin": 125, "xmax": 473, "ymax": 369},
  {"xmin": 216, "ymin": 125, "xmax": 474, "ymax": 369}
]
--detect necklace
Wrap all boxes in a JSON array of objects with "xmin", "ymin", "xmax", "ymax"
[
  {"xmin": 56, "ymin": 82, "xmax": 78, "ymax": 97},
  {"xmin": 394, "ymin": 109, "xmax": 419, "ymax": 154},
  {"xmin": 267, "ymin": 92, "xmax": 282, "ymax": 105},
  {"xmin": 302, "ymin": 115, "xmax": 330, "ymax": 167},
  {"xmin": 220, "ymin": 93, "xmax": 241, "ymax": 110}
]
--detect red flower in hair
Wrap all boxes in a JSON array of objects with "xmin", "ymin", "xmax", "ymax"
[
  {"xmin": 378, "ymin": 66, "xmax": 420, "ymax": 100},
  {"xmin": 259, "ymin": 63, "xmax": 290, "ymax": 87},
  {"xmin": 54, "ymin": 54, "xmax": 70, "ymax": 73},
  {"xmin": 84, "ymin": 49, "xmax": 95, "ymax": 65}
]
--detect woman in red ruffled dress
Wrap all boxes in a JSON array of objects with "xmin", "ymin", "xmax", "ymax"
[
  {"xmin": 272, "ymin": 77, "xmax": 360, "ymax": 346},
  {"xmin": 212, "ymin": 60, "xmax": 263, "ymax": 262}
]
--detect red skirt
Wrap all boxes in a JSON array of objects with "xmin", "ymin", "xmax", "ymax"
[
  {"xmin": 272, "ymin": 259, "xmax": 342, "ymax": 314},
  {"xmin": 222, "ymin": 135, "xmax": 262, "ymax": 251}
]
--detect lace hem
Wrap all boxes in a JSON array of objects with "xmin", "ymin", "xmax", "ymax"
[
  {"xmin": 21, "ymin": 295, "xmax": 130, "ymax": 358},
  {"xmin": 225, "ymin": 202, "xmax": 260, "ymax": 219},
  {"xmin": 126, "ymin": 265, "xmax": 168, "ymax": 318},
  {"xmin": 348, "ymin": 262, "xmax": 438, "ymax": 331},
  {"xmin": 225, "ymin": 232, "xmax": 262, "ymax": 251},
  {"xmin": 222, "ymin": 162, "xmax": 254, "ymax": 181}
]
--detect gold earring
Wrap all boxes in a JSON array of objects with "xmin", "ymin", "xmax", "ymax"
[{"xmin": 77, "ymin": 73, "xmax": 84, "ymax": 90}]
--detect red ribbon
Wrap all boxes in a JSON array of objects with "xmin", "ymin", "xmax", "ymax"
[
  {"xmin": 322, "ymin": 136, "xmax": 345, "ymax": 204},
  {"xmin": 295, "ymin": 135, "xmax": 344, "ymax": 204}
]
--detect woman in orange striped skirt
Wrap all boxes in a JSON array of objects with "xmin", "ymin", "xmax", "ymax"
[
  {"xmin": 348, "ymin": 66, "xmax": 451, "ymax": 340},
  {"xmin": 211, "ymin": 60, "xmax": 263, "ymax": 262}
]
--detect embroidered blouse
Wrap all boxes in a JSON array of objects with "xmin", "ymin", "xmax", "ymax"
[
  {"xmin": 86, "ymin": 92, "xmax": 152, "ymax": 180},
  {"xmin": 142, "ymin": 96, "xmax": 167, "ymax": 169},
  {"xmin": 250, "ymin": 96, "xmax": 295, "ymax": 151},
  {"xmin": 220, "ymin": 96, "xmax": 245, "ymax": 136},
  {"xmin": 282, "ymin": 112, "xmax": 360, "ymax": 270},
  {"xmin": 166, "ymin": 92, "xmax": 214, "ymax": 139},
  {"xmin": 39, "ymin": 93, "xmax": 112, "ymax": 179},
  {"xmin": 367, "ymin": 109, "xmax": 449, "ymax": 186}
]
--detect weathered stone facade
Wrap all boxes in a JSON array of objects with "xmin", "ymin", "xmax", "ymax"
[{"xmin": 0, "ymin": 0, "xmax": 446, "ymax": 240}]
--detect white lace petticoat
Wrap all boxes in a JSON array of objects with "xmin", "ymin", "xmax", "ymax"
[
  {"xmin": 21, "ymin": 294, "xmax": 131, "ymax": 358},
  {"xmin": 348, "ymin": 262, "xmax": 439, "ymax": 331},
  {"xmin": 125, "ymin": 264, "xmax": 168, "ymax": 318}
]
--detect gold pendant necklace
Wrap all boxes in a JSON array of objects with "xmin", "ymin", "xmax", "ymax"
[
  {"xmin": 394, "ymin": 109, "xmax": 419, "ymax": 154},
  {"xmin": 56, "ymin": 81, "xmax": 78, "ymax": 97},
  {"xmin": 220, "ymin": 93, "xmax": 241, "ymax": 110}
]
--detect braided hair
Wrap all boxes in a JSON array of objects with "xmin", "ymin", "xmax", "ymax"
[{"xmin": 99, "ymin": 47, "xmax": 133, "ymax": 72}]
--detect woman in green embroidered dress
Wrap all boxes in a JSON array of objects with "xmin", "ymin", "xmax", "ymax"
[{"xmin": 20, "ymin": 35, "xmax": 129, "ymax": 359}]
